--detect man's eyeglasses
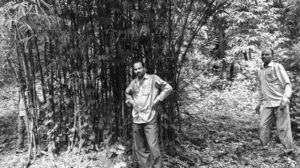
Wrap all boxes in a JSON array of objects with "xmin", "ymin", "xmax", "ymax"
[{"xmin": 262, "ymin": 53, "xmax": 270, "ymax": 56}]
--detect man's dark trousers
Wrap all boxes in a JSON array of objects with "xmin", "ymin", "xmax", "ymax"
[
  {"xmin": 133, "ymin": 119, "xmax": 163, "ymax": 168},
  {"xmin": 17, "ymin": 116, "xmax": 26, "ymax": 149}
]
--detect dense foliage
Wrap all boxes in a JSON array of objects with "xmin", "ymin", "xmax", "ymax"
[{"xmin": 0, "ymin": 0, "xmax": 228, "ymax": 160}]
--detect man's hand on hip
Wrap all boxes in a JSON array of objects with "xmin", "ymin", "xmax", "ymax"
[
  {"xmin": 126, "ymin": 100, "xmax": 134, "ymax": 107},
  {"xmin": 153, "ymin": 99, "xmax": 160, "ymax": 107}
]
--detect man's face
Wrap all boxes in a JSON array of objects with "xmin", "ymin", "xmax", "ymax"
[
  {"xmin": 261, "ymin": 49, "xmax": 273, "ymax": 64},
  {"xmin": 133, "ymin": 62, "xmax": 145, "ymax": 78}
]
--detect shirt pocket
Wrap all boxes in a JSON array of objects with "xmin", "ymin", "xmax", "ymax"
[
  {"xmin": 131, "ymin": 85, "xmax": 139, "ymax": 96},
  {"xmin": 140, "ymin": 80, "xmax": 151, "ymax": 95},
  {"xmin": 265, "ymin": 69, "xmax": 277, "ymax": 83}
]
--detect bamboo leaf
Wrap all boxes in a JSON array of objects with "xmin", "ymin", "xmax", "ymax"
[
  {"xmin": 140, "ymin": 24, "xmax": 150, "ymax": 36},
  {"xmin": 132, "ymin": 10, "xmax": 142, "ymax": 20}
]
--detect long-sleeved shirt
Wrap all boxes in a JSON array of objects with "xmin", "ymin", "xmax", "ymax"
[
  {"xmin": 125, "ymin": 74, "xmax": 173, "ymax": 124},
  {"xmin": 257, "ymin": 61, "xmax": 292, "ymax": 107}
]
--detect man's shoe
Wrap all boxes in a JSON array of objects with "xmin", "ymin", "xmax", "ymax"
[
  {"xmin": 283, "ymin": 148, "xmax": 293, "ymax": 154},
  {"xmin": 16, "ymin": 148, "xmax": 27, "ymax": 153},
  {"xmin": 293, "ymin": 146, "xmax": 300, "ymax": 155},
  {"xmin": 258, "ymin": 144, "xmax": 269, "ymax": 150}
]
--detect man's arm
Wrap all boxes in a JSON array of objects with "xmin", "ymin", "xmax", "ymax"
[
  {"xmin": 125, "ymin": 81, "xmax": 134, "ymax": 107},
  {"xmin": 275, "ymin": 64, "xmax": 292, "ymax": 103},
  {"xmin": 153, "ymin": 75, "xmax": 173, "ymax": 105},
  {"xmin": 257, "ymin": 71, "xmax": 263, "ymax": 104},
  {"xmin": 256, "ymin": 71, "xmax": 263, "ymax": 113}
]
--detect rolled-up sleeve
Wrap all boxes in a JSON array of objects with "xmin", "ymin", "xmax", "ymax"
[{"xmin": 153, "ymin": 75, "xmax": 173, "ymax": 101}]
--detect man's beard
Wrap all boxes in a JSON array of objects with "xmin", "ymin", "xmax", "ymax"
[{"xmin": 137, "ymin": 72, "xmax": 144, "ymax": 78}]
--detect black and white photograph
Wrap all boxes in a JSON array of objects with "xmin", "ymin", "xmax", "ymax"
[{"xmin": 0, "ymin": 0, "xmax": 300, "ymax": 167}]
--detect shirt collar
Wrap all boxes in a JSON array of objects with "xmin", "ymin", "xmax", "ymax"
[
  {"xmin": 263, "ymin": 61, "xmax": 275, "ymax": 69},
  {"xmin": 144, "ymin": 73, "xmax": 149, "ymax": 79},
  {"xmin": 135, "ymin": 73, "xmax": 149, "ymax": 82}
]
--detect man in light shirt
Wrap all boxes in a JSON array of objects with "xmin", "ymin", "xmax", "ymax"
[
  {"xmin": 255, "ymin": 48, "xmax": 295, "ymax": 152},
  {"xmin": 16, "ymin": 85, "xmax": 27, "ymax": 153},
  {"xmin": 125, "ymin": 60, "xmax": 173, "ymax": 168},
  {"xmin": 16, "ymin": 83, "xmax": 44, "ymax": 153}
]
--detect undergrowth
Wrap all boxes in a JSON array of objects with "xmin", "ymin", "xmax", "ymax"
[{"xmin": 1, "ymin": 63, "xmax": 300, "ymax": 167}]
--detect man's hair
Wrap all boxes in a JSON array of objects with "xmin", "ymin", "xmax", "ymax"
[
  {"xmin": 132, "ymin": 60, "xmax": 144, "ymax": 67},
  {"xmin": 262, "ymin": 48, "xmax": 274, "ymax": 56}
]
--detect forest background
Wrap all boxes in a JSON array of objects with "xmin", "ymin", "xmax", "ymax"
[{"xmin": 1, "ymin": 0, "xmax": 300, "ymax": 167}]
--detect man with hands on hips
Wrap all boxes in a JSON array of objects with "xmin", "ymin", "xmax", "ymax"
[{"xmin": 125, "ymin": 60, "xmax": 172, "ymax": 168}]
